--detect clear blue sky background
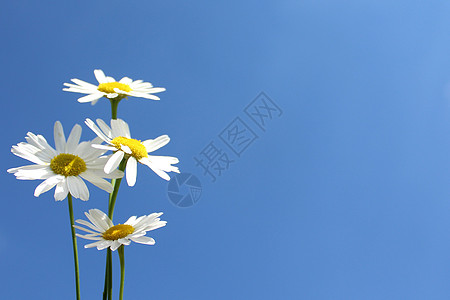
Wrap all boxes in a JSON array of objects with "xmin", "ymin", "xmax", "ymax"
[{"xmin": 1, "ymin": 1, "xmax": 450, "ymax": 299}]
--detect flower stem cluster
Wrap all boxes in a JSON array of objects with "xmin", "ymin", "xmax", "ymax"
[{"xmin": 8, "ymin": 69, "xmax": 175, "ymax": 300}]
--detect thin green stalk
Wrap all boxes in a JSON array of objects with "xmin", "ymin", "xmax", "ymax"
[
  {"xmin": 102, "ymin": 97, "xmax": 124, "ymax": 299},
  {"xmin": 102, "ymin": 250, "xmax": 111, "ymax": 300},
  {"xmin": 118, "ymin": 246, "xmax": 125, "ymax": 300},
  {"xmin": 108, "ymin": 249, "xmax": 112, "ymax": 300},
  {"xmin": 108, "ymin": 159, "xmax": 128, "ymax": 219},
  {"xmin": 103, "ymin": 158, "xmax": 127, "ymax": 299},
  {"xmin": 103, "ymin": 162, "xmax": 118, "ymax": 299},
  {"xmin": 110, "ymin": 99, "xmax": 120, "ymax": 120},
  {"xmin": 110, "ymin": 262, "xmax": 113, "ymax": 300},
  {"xmin": 68, "ymin": 193, "xmax": 81, "ymax": 300}
]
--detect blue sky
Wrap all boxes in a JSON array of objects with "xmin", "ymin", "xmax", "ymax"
[{"xmin": 2, "ymin": 1, "xmax": 450, "ymax": 299}]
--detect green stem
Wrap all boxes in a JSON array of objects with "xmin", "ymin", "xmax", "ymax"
[
  {"xmin": 103, "ymin": 158, "xmax": 127, "ymax": 299},
  {"xmin": 108, "ymin": 158, "xmax": 128, "ymax": 219},
  {"xmin": 110, "ymin": 99, "xmax": 120, "ymax": 120},
  {"xmin": 68, "ymin": 193, "xmax": 81, "ymax": 300},
  {"xmin": 118, "ymin": 246, "xmax": 125, "ymax": 300},
  {"xmin": 102, "ymin": 250, "xmax": 111, "ymax": 300},
  {"xmin": 108, "ymin": 249, "xmax": 112, "ymax": 300},
  {"xmin": 102, "ymin": 97, "xmax": 123, "ymax": 299}
]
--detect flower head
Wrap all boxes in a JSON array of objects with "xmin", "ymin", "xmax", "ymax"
[
  {"xmin": 85, "ymin": 118, "xmax": 180, "ymax": 186},
  {"xmin": 7, "ymin": 121, "xmax": 123, "ymax": 201},
  {"xmin": 74, "ymin": 209, "xmax": 167, "ymax": 251},
  {"xmin": 63, "ymin": 69, "xmax": 166, "ymax": 105}
]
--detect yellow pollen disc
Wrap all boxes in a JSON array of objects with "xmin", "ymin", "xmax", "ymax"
[
  {"xmin": 98, "ymin": 82, "xmax": 132, "ymax": 94},
  {"xmin": 102, "ymin": 224, "xmax": 135, "ymax": 240},
  {"xmin": 50, "ymin": 154, "xmax": 87, "ymax": 177},
  {"xmin": 111, "ymin": 136, "xmax": 148, "ymax": 160}
]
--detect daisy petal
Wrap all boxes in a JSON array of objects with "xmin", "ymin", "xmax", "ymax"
[
  {"xmin": 121, "ymin": 145, "xmax": 132, "ymax": 154},
  {"xmin": 126, "ymin": 157, "xmax": 137, "ymax": 186},
  {"xmin": 89, "ymin": 209, "xmax": 114, "ymax": 230},
  {"xmin": 73, "ymin": 225, "xmax": 98, "ymax": 235},
  {"xmin": 65, "ymin": 124, "xmax": 82, "ymax": 153},
  {"xmin": 142, "ymin": 87, "xmax": 166, "ymax": 93},
  {"xmin": 94, "ymin": 69, "xmax": 107, "ymax": 84},
  {"xmin": 104, "ymin": 151, "xmax": 124, "ymax": 174},
  {"xmin": 8, "ymin": 165, "xmax": 53, "ymax": 180},
  {"xmin": 85, "ymin": 240, "xmax": 111, "ymax": 249},
  {"xmin": 85, "ymin": 118, "xmax": 111, "ymax": 143},
  {"xmin": 110, "ymin": 240, "xmax": 122, "ymax": 251},
  {"xmin": 96, "ymin": 119, "xmax": 112, "ymax": 139},
  {"xmin": 111, "ymin": 119, "xmax": 131, "ymax": 138},
  {"xmin": 67, "ymin": 176, "xmax": 89, "ymax": 201},
  {"xmin": 78, "ymin": 93, "xmax": 103, "ymax": 103},
  {"xmin": 102, "ymin": 169, "xmax": 124, "ymax": 179},
  {"xmin": 96, "ymin": 241, "xmax": 114, "ymax": 250},
  {"xmin": 75, "ymin": 233, "xmax": 102, "ymax": 241},
  {"xmin": 140, "ymin": 157, "xmax": 172, "ymax": 181},
  {"xmin": 84, "ymin": 210, "xmax": 110, "ymax": 232},
  {"xmin": 106, "ymin": 93, "xmax": 119, "ymax": 99},
  {"xmin": 119, "ymin": 77, "xmax": 133, "ymax": 84},
  {"xmin": 80, "ymin": 171, "xmax": 114, "ymax": 193},
  {"xmin": 105, "ymin": 76, "xmax": 115, "ymax": 83},
  {"xmin": 125, "ymin": 216, "xmax": 137, "ymax": 225},
  {"xmin": 54, "ymin": 180, "xmax": 69, "ymax": 201},
  {"xmin": 130, "ymin": 236, "xmax": 155, "ymax": 245},
  {"xmin": 143, "ymin": 135, "xmax": 170, "ymax": 152},
  {"xmin": 71, "ymin": 78, "xmax": 98, "ymax": 88},
  {"xmin": 118, "ymin": 238, "xmax": 131, "ymax": 245},
  {"xmin": 34, "ymin": 175, "xmax": 64, "ymax": 197},
  {"xmin": 54, "ymin": 121, "xmax": 66, "ymax": 153},
  {"xmin": 91, "ymin": 144, "xmax": 116, "ymax": 151},
  {"xmin": 76, "ymin": 218, "xmax": 103, "ymax": 231}
]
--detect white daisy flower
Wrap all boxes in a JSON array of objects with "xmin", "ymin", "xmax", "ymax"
[
  {"xmin": 85, "ymin": 118, "xmax": 180, "ymax": 186},
  {"xmin": 63, "ymin": 69, "xmax": 166, "ymax": 105},
  {"xmin": 7, "ymin": 121, "xmax": 124, "ymax": 201},
  {"xmin": 74, "ymin": 209, "xmax": 167, "ymax": 251}
]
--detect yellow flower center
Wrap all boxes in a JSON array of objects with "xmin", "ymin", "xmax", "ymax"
[
  {"xmin": 111, "ymin": 136, "xmax": 148, "ymax": 160},
  {"xmin": 50, "ymin": 154, "xmax": 87, "ymax": 177},
  {"xmin": 98, "ymin": 82, "xmax": 132, "ymax": 94},
  {"xmin": 102, "ymin": 224, "xmax": 135, "ymax": 240}
]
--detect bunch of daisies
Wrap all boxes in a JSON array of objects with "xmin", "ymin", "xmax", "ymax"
[{"xmin": 8, "ymin": 70, "xmax": 178, "ymax": 300}]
